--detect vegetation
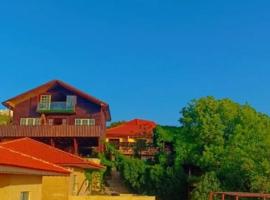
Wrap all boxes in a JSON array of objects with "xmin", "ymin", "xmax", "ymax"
[
  {"xmin": 0, "ymin": 114, "xmax": 10, "ymax": 125},
  {"xmin": 108, "ymin": 121, "xmax": 126, "ymax": 128},
  {"xmin": 103, "ymin": 96, "xmax": 270, "ymax": 200}
]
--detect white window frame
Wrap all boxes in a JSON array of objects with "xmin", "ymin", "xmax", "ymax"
[
  {"xmin": 20, "ymin": 118, "xmax": 41, "ymax": 126},
  {"xmin": 75, "ymin": 118, "xmax": 95, "ymax": 126},
  {"xmin": 39, "ymin": 95, "xmax": 51, "ymax": 110}
]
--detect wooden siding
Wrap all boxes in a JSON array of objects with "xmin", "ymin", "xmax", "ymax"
[{"xmin": 0, "ymin": 125, "xmax": 102, "ymax": 137}]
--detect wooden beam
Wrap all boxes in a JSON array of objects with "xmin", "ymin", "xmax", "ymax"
[
  {"xmin": 222, "ymin": 194, "xmax": 225, "ymax": 200},
  {"xmin": 209, "ymin": 192, "xmax": 213, "ymax": 200},
  {"xmin": 50, "ymin": 138, "xmax": 55, "ymax": 147},
  {"xmin": 73, "ymin": 138, "xmax": 78, "ymax": 155}
]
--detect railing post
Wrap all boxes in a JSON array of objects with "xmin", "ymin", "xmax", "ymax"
[
  {"xmin": 209, "ymin": 192, "xmax": 214, "ymax": 200},
  {"xmin": 73, "ymin": 138, "xmax": 78, "ymax": 155},
  {"xmin": 50, "ymin": 138, "xmax": 55, "ymax": 147},
  {"xmin": 222, "ymin": 193, "xmax": 225, "ymax": 200}
]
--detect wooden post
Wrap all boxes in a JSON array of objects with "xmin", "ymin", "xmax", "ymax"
[
  {"xmin": 73, "ymin": 138, "xmax": 78, "ymax": 155},
  {"xmin": 222, "ymin": 194, "xmax": 225, "ymax": 200},
  {"xmin": 235, "ymin": 196, "xmax": 239, "ymax": 200},
  {"xmin": 98, "ymin": 138, "xmax": 104, "ymax": 153},
  {"xmin": 50, "ymin": 138, "xmax": 55, "ymax": 147},
  {"xmin": 209, "ymin": 192, "xmax": 213, "ymax": 200}
]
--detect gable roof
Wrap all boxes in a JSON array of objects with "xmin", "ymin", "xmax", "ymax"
[
  {"xmin": 2, "ymin": 79, "xmax": 111, "ymax": 121},
  {"xmin": 0, "ymin": 146, "xmax": 70, "ymax": 175},
  {"xmin": 106, "ymin": 119, "xmax": 156, "ymax": 138},
  {"xmin": 0, "ymin": 138, "xmax": 104, "ymax": 170}
]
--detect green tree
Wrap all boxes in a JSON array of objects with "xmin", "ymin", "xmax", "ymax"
[{"xmin": 108, "ymin": 121, "xmax": 126, "ymax": 128}]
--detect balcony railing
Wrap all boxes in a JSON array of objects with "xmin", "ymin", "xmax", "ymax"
[
  {"xmin": 0, "ymin": 125, "xmax": 103, "ymax": 137},
  {"xmin": 37, "ymin": 102, "xmax": 75, "ymax": 113}
]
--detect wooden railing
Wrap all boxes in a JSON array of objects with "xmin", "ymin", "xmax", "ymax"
[
  {"xmin": 37, "ymin": 101, "xmax": 75, "ymax": 113},
  {"xmin": 0, "ymin": 125, "xmax": 104, "ymax": 137}
]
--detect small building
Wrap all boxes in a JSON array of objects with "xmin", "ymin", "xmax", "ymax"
[
  {"xmin": 0, "ymin": 137, "xmax": 104, "ymax": 197},
  {"xmin": 0, "ymin": 143, "xmax": 70, "ymax": 200},
  {"xmin": 0, "ymin": 80, "xmax": 111, "ymax": 156},
  {"xmin": 106, "ymin": 119, "xmax": 157, "ymax": 157}
]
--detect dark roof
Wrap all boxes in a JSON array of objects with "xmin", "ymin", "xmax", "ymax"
[{"xmin": 2, "ymin": 79, "xmax": 111, "ymax": 121}]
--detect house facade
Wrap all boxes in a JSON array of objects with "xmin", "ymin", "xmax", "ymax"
[
  {"xmin": 0, "ymin": 80, "xmax": 111, "ymax": 156},
  {"xmin": 106, "ymin": 119, "xmax": 157, "ymax": 158}
]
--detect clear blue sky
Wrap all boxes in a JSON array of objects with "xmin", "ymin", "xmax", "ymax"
[{"xmin": 0, "ymin": 1, "xmax": 270, "ymax": 125}]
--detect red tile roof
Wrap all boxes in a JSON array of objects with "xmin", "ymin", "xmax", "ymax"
[
  {"xmin": 106, "ymin": 119, "xmax": 156, "ymax": 138},
  {"xmin": 0, "ymin": 138, "xmax": 104, "ymax": 170},
  {"xmin": 0, "ymin": 146, "xmax": 70, "ymax": 174}
]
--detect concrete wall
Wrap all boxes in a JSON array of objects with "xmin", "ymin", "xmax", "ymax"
[
  {"xmin": 42, "ymin": 176, "xmax": 70, "ymax": 200},
  {"xmin": 0, "ymin": 174, "xmax": 42, "ymax": 200},
  {"xmin": 69, "ymin": 195, "xmax": 155, "ymax": 200}
]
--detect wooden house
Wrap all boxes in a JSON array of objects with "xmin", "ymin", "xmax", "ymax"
[{"xmin": 0, "ymin": 80, "xmax": 111, "ymax": 156}]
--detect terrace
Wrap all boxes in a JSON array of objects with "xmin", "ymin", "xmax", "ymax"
[
  {"xmin": 0, "ymin": 125, "xmax": 104, "ymax": 137},
  {"xmin": 37, "ymin": 101, "xmax": 75, "ymax": 114}
]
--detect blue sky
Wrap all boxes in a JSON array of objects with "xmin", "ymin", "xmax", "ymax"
[{"xmin": 0, "ymin": 1, "xmax": 270, "ymax": 125}]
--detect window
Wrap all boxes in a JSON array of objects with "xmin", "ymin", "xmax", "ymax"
[
  {"xmin": 75, "ymin": 118, "xmax": 95, "ymax": 126},
  {"xmin": 20, "ymin": 191, "xmax": 29, "ymax": 200},
  {"xmin": 66, "ymin": 95, "xmax": 77, "ymax": 106},
  {"xmin": 20, "ymin": 118, "xmax": 40, "ymax": 126},
  {"xmin": 39, "ymin": 95, "xmax": 51, "ymax": 110}
]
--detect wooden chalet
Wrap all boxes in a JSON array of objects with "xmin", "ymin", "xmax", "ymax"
[{"xmin": 0, "ymin": 80, "xmax": 111, "ymax": 156}]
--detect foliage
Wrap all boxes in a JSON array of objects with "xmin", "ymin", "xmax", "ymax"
[
  {"xmin": 85, "ymin": 169, "xmax": 106, "ymax": 193},
  {"xmin": 0, "ymin": 114, "xmax": 10, "ymax": 125},
  {"xmin": 108, "ymin": 121, "xmax": 126, "ymax": 128},
  {"xmin": 179, "ymin": 96, "xmax": 270, "ymax": 196},
  {"xmin": 105, "ymin": 96, "xmax": 270, "ymax": 200},
  {"xmin": 191, "ymin": 172, "xmax": 221, "ymax": 200},
  {"xmin": 133, "ymin": 139, "xmax": 147, "ymax": 158},
  {"xmin": 114, "ymin": 151, "xmax": 187, "ymax": 200}
]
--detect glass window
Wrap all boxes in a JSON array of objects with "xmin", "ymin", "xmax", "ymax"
[
  {"xmin": 75, "ymin": 119, "xmax": 81, "ymax": 126},
  {"xmin": 39, "ymin": 95, "xmax": 51, "ymax": 110},
  {"xmin": 20, "ymin": 118, "xmax": 27, "ymax": 125},
  {"xmin": 75, "ymin": 118, "xmax": 95, "ymax": 126},
  {"xmin": 20, "ymin": 118, "xmax": 41, "ymax": 126},
  {"xmin": 82, "ymin": 119, "xmax": 89, "ymax": 125},
  {"xmin": 89, "ymin": 119, "xmax": 95, "ymax": 126},
  {"xmin": 20, "ymin": 191, "xmax": 29, "ymax": 200}
]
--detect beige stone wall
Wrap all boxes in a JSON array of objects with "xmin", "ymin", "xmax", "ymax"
[
  {"xmin": 69, "ymin": 168, "xmax": 87, "ymax": 195},
  {"xmin": 69, "ymin": 195, "xmax": 155, "ymax": 200},
  {"xmin": 0, "ymin": 174, "xmax": 42, "ymax": 200},
  {"xmin": 42, "ymin": 175, "xmax": 70, "ymax": 200}
]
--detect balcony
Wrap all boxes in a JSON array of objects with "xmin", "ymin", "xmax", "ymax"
[
  {"xmin": 37, "ymin": 102, "xmax": 75, "ymax": 114},
  {"xmin": 0, "ymin": 125, "xmax": 103, "ymax": 137}
]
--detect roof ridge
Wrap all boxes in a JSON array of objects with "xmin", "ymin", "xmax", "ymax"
[{"xmin": 0, "ymin": 146, "xmax": 70, "ymax": 174}]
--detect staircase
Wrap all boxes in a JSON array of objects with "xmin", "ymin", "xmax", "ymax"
[{"xmin": 105, "ymin": 168, "xmax": 130, "ymax": 195}]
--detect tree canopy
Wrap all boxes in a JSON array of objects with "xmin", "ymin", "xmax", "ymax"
[{"xmin": 104, "ymin": 96, "xmax": 270, "ymax": 200}]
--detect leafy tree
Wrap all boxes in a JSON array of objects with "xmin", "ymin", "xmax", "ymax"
[
  {"xmin": 103, "ymin": 96, "xmax": 270, "ymax": 200},
  {"xmin": 0, "ymin": 114, "xmax": 10, "ymax": 125},
  {"xmin": 108, "ymin": 121, "xmax": 126, "ymax": 128},
  {"xmin": 133, "ymin": 139, "xmax": 147, "ymax": 158}
]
